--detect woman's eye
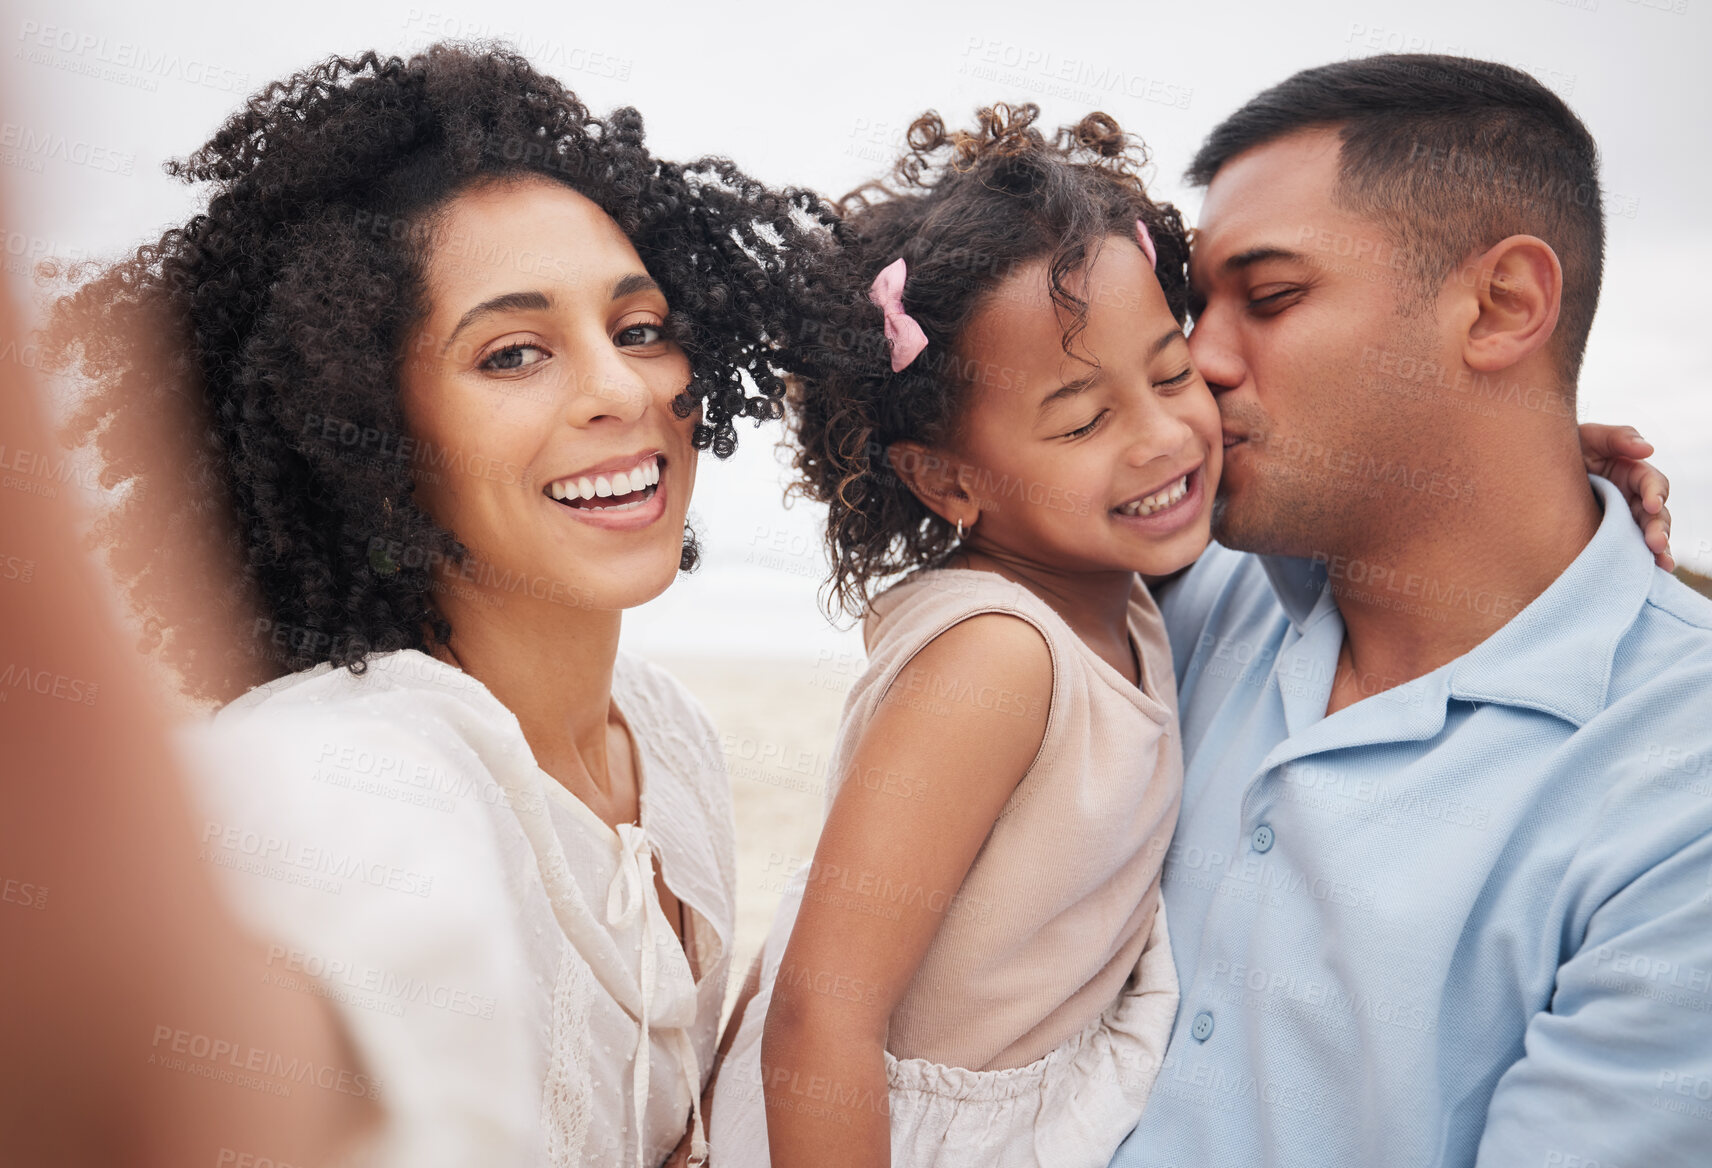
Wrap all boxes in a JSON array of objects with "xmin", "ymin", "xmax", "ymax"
[
  {"xmin": 1155, "ymin": 367, "xmax": 1195, "ymax": 391},
  {"xmin": 616, "ymin": 323, "xmax": 663, "ymax": 347},
  {"xmin": 1061, "ymin": 410, "xmax": 1108, "ymax": 440},
  {"xmin": 480, "ymin": 344, "xmax": 548, "ymax": 372}
]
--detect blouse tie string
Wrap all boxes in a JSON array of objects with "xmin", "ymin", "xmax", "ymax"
[{"xmin": 607, "ymin": 821, "xmax": 707, "ymax": 1167}]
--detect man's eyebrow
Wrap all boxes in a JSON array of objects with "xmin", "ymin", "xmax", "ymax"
[
  {"xmin": 610, "ymin": 272, "xmax": 661, "ymax": 301},
  {"xmin": 443, "ymin": 290, "xmax": 553, "ymax": 354},
  {"xmin": 1222, "ymin": 246, "xmax": 1309, "ymax": 273}
]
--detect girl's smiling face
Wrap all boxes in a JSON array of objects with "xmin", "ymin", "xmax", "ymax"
[
  {"xmin": 904, "ymin": 234, "xmax": 1221, "ymax": 579},
  {"xmin": 399, "ymin": 175, "xmax": 698, "ymax": 616}
]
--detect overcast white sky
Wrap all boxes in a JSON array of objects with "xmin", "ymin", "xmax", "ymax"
[{"xmin": 3, "ymin": 0, "xmax": 1707, "ymax": 662}]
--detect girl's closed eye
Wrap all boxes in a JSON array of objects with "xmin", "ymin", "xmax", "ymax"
[
  {"xmin": 1058, "ymin": 367, "xmax": 1194, "ymax": 439},
  {"xmin": 1060, "ymin": 409, "xmax": 1109, "ymax": 440}
]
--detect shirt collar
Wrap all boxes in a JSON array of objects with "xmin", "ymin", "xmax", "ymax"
[
  {"xmin": 1260, "ymin": 550, "xmax": 1332, "ymax": 630},
  {"xmin": 1447, "ymin": 475, "xmax": 1653, "ymax": 725},
  {"xmin": 1259, "ymin": 475, "xmax": 1655, "ymax": 728}
]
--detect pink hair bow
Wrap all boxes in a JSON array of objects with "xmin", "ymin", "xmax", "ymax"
[
  {"xmin": 1135, "ymin": 218, "xmax": 1158, "ymax": 268},
  {"xmin": 869, "ymin": 258, "xmax": 928, "ymax": 373}
]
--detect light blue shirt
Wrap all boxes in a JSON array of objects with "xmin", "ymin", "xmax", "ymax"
[{"xmin": 1113, "ymin": 475, "xmax": 1712, "ymax": 1168}]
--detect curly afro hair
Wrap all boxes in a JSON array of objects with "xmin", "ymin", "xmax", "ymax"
[
  {"xmin": 786, "ymin": 103, "xmax": 1193, "ymax": 619},
  {"xmin": 43, "ymin": 43, "xmax": 839, "ymax": 704}
]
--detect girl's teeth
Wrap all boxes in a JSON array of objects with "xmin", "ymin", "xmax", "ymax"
[
  {"xmin": 1122, "ymin": 475, "xmax": 1189, "ymax": 517},
  {"xmin": 595, "ymin": 475, "xmax": 613, "ymax": 497},
  {"xmin": 578, "ymin": 477, "xmax": 595, "ymax": 500}
]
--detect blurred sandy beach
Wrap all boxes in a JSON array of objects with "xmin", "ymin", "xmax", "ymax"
[{"xmin": 652, "ymin": 655, "xmax": 856, "ymax": 1016}]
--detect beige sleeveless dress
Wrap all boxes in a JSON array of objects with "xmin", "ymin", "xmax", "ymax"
[{"xmin": 711, "ymin": 567, "xmax": 1181, "ymax": 1167}]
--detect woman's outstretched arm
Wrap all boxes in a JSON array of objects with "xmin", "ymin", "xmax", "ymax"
[{"xmin": 0, "ymin": 268, "xmax": 377, "ymax": 1166}]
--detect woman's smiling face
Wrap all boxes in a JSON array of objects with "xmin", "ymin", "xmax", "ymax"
[{"xmin": 399, "ymin": 175, "xmax": 698, "ymax": 616}]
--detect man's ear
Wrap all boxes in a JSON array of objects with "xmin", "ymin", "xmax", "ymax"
[
  {"xmin": 1460, "ymin": 234, "xmax": 1563, "ymax": 374},
  {"xmin": 887, "ymin": 441, "xmax": 978, "ymax": 528}
]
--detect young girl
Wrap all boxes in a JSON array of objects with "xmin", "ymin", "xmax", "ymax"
[{"xmin": 709, "ymin": 104, "xmax": 1211, "ymax": 1167}]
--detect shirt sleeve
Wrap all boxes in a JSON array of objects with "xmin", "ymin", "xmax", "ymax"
[
  {"xmin": 1474, "ymin": 796, "xmax": 1712, "ymax": 1168},
  {"xmin": 176, "ymin": 707, "xmax": 542, "ymax": 1167}
]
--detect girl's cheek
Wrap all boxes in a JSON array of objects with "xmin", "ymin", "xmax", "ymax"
[{"xmin": 1189, "ymin": 386, "xmax": 1222, "ymax": 441}]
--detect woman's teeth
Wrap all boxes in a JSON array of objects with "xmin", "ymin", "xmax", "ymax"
[
  {"xmin": 1118, "ymin": 474, "xmax": 1189, "ymax": 517},
  {"xmin": 547, "ymin": 456, "xmax": 661, "ymax": 506}
]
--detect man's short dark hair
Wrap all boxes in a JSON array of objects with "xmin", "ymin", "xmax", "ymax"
[{"xmin": 1188, "ymin": 54, "xmax": 1604, "ymax": 387}]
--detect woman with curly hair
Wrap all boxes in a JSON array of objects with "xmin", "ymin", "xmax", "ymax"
[{"xmin": 44, "ymin": 43, "xmax": 834, "ymax": 1167}]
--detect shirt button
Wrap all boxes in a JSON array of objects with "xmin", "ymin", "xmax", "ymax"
[
  {"xmin": 1191, "ymin": 1010, "xmax": 1215, "ymax": 1042},
  {"xmin": 1251, "ymin": 824, "xmax": 1274, "ymax": 853}
]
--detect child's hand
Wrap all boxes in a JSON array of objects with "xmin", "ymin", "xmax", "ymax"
[{"xmin": 1578, "ymin": 423, "xmax": 1673, "ymax": 570}]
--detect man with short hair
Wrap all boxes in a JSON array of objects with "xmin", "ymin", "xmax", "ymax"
[{"xmin": 1111, "ymin": 54, "xmax": 1712, "ymax": 1167}]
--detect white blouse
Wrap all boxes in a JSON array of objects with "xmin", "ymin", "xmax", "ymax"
[{"xmin": 178, "ymin": 648, "xmax": 734, "ymax": 1167}]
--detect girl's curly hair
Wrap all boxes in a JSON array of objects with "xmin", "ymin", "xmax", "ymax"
[
  {"xmin": 787, "ymin": 103, "xmax": 1192, "ymax": 619},
  {"xmin": 43, "ymin": 43, "xmax": 839, "ymax": 704}
]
